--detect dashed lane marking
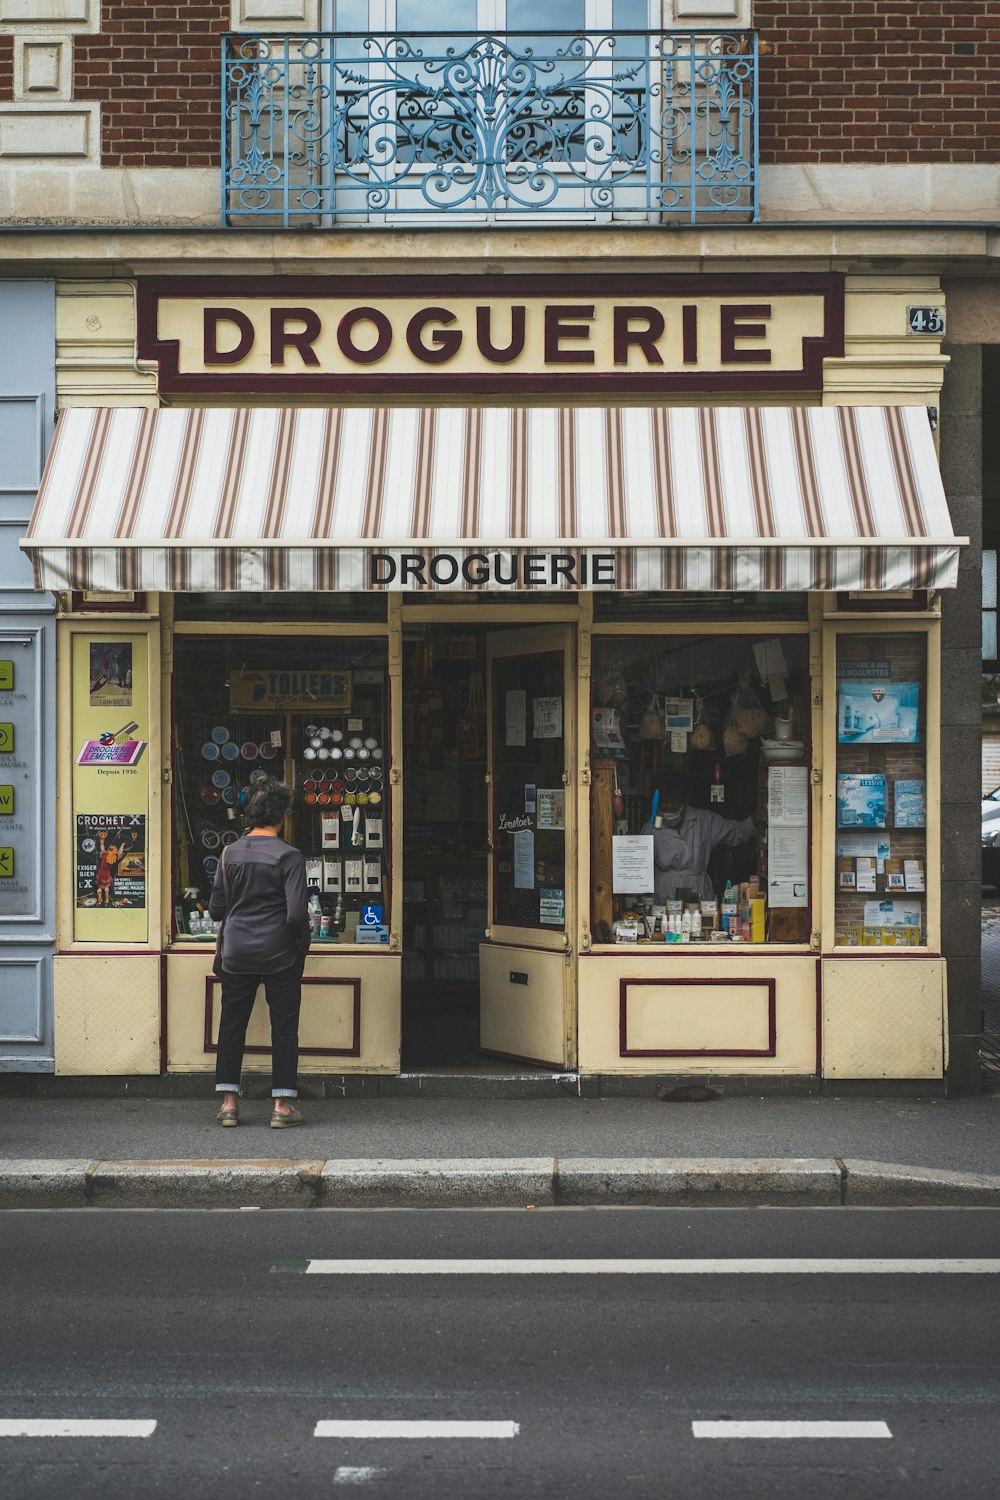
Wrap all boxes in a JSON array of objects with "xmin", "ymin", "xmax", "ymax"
[
  {"xmin": 303, "ymin": 1258, "xmax": 1000, "ymax": 1276},
  {"xmin": 0, "ymin": 1420, "xmax": 157, "ymax": 1438},
  {"xmin": 315, "ymin": 1421, "xmax": 519, "ymax": 1440},
  {"xmin": 693, "ymin": 1421, "xmax": 892, "ymax": 1439}
]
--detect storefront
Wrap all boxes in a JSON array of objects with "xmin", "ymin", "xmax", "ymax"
[{"xmin": 19, "ymin": 271, "xmax": 965, "ymax": 1086}]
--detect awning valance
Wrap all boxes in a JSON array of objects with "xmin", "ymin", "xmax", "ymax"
[{"xmin": 22, "ymin": 405, "xmax": 962, "ymax": 593}]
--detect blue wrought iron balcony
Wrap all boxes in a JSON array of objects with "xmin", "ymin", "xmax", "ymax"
[{"xmin": 222, "ymin": 28, "xmax": 758, "ymax": 228}]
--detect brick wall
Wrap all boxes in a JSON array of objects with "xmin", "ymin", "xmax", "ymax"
[
  {"xmin": 1, "ymin": 1, "xmax": 997, "ymax": 170},
  {"xmin": 73, "ymin": 0, "xmax": 229, "ymax": 169},
  {"xmin": 756, "ymin": 0, "xmax": 1000, "ymax": 163}
]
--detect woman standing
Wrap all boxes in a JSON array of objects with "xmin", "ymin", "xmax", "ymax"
[{"xmin": 208, "ymin": 778, "xmax": 310, "ymax": 1128}]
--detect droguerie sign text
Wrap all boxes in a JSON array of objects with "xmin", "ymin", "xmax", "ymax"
[
  {"xmin": 139, "ymin": 276, "xmax": 844, "ymax": 395},
  {"xmin": 369, "ymin": 551, "xmax": 616, "ymax": 589}
]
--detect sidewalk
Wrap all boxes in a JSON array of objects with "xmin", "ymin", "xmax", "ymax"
[{"xmin": 2, "ymin": 1092, "xmax": 999, "ymax": 1208}]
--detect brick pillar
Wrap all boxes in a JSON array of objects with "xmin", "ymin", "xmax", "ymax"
[{"xmin": 938, "ymin": 341, "xmax": 983, "ymax": 1093}]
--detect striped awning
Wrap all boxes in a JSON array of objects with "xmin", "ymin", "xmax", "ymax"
[{"xmin": 22, "ymin": 405, "xmax": 962, "ymax": 592}]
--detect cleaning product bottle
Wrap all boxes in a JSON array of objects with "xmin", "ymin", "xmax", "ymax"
[{"xmin": 308, "ymin": 886, "xmax": 323, "ymax": 940}]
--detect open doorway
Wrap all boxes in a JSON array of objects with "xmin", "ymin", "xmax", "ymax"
[{"xmin": 401, "ymin": 623, "xmax": 490, "ymax": 1067}]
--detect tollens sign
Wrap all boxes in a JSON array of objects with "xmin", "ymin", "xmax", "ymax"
[{"xmin": 137, "ymin": 275, "xmax": 844, "ymax": 397}]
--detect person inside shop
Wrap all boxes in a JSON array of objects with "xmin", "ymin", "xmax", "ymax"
[
  {"xmin": 640, "ymin": 770, "xmax": 757, "ymax": 901},
  {"xmin": 209, "ymin": 778, "xmax": 310, "ymax": 1129}
]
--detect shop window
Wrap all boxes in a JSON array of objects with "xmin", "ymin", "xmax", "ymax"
[
  {"xmin": 172, "ymin": 637, "xmax": 389, "ymax": 945},
  {"xmin": 834, "ymin": 632, "xmax": 927, "ymax": 949},
  {"xmin": 594, "ymin": 592, "xmax": 809, "ymax": 623},
  {"xmin": 173, "ymin": 594, "xmax": 388, "ymax": 623},
  {"xmin": 590, "ymin": 632, "xmax": 810, "ymax": 945}
]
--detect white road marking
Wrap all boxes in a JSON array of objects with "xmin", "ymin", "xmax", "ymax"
[
  {"xmin": 693, "ymin": 1421, "xmax": 892, "ymax": 1440},
  {"xmin": 315, "ymin": 1421, "xmax": 519, "ymax": 1440},
  {"xmin": 0, "ymin": 1420, "xmax": 157, "ymax": 1438},
  {"xmin": 334, "ymin": 1467, "xmax": 385, "ymax": 1484},
  {"xmin": 304, "ymin": 1257, "xmax": 1000, "ymax": 1276}
]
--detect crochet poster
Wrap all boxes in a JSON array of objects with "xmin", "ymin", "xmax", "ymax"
[{"xmin": 76, "ymin": 813, "xmax": 146, "ymax": 909}]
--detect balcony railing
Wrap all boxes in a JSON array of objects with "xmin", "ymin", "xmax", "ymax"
[{"xmin": 222, "ymin": 29, "xmax": 758, "ymax": 228}]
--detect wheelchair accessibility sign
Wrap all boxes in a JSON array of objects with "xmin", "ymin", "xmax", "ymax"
[{"xmin": 357, "ymin": 904, "xmax": 388, "ymax": 943}]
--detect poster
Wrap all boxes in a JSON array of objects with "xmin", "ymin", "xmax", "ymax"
[
  {"xmin": 767, "ymin": 766, "xmax": 808, "ymax": 908},
  {"xmin": 893, "ymin": 780, "xmax": 926, "ymax": 828},
  {"xmin": 767, "ymin": 829, "xmax": 808, "ymax": 907},
  {"xmin": 513, "ymin": 829, "xmax": 535, "ymax": 890},
  {"xmin": 836, "ymin": 829, "xmax": 891, "ymax": 873},
  {"xmin": 664, "ymin": 698, "xmax": 695, "ymax": 732},
  {"xmin": 533, "ymin": 696, "xmax": 563, "ymax": 739},
  {"xmin": 536, "ymin": 788, "xmax": 565, "ymax": 830},
  {"xmin": 89, "ymin": 643, "xmax": 133, "ymax": 707},
  {"xmin": 76, "ymin": 813, "xmax": 146, "ymax": 909},
  {"xmin": 837, "ymin": 774, "xmax": 887, "ymax": 828},
  {"xmin": 505, "ymin": 689, "xmax": 526, "ymax": 747},
  {"xmin": 837, "ymin": 679, "xmax": 919, "ymax": 744},
  {"xmin": 591, "ymin": 708, "xmax": 625, "ymax": 753},
  {"xmin": 539, "ymin": 889, "xmax": 565, "ymax": 926},
  {"xmin": 863, "ymin": 898, "xmax": 922, "ymax": 928},
  {"xmin": 612, "ymin": 834, "xmax": 654, "ymax": 895}
]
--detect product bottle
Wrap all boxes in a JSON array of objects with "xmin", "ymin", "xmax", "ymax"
[
  {"xmin": 681, "ymin": 909, "xmax": 692, "ymax": 942},
  {"xmin": 308, "ymin": 886, "xmax": 323, "ymax": 939},
  {"xmin": 332, "ymin": 893, "xmax": 344, "ymax": 937},
  {"xmin": 691, "ymin": 908, "xmax": 702, "ymax": 940}
]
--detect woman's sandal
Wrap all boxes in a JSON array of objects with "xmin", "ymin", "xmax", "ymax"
[
  {"xmin": 269, "ymin": 1104, "xmax": 304, "ymax": 1129},
  {"xmin": 216, "ymin": 1105, "xmax": 239, "ymax": 1127}
]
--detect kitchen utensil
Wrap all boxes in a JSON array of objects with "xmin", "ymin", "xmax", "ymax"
[
  {"xmin": 258, "ymin": 741, "xmax": 276, "ymax": 761},
  {"xmin": 221, "ymin": 742, "xmax": 239, "ymax": 762},
  {"xmin": 240, "ymin": 741, "xmax": 258, "ymax": 760},
  {"xmin": 221, "ymin": 786, "xmax": 236, "ymax": 805},
  {"xmin": 211, "ymin": 769, "xmax": 230, "ymax": 789},
  {"xmin": 201, "ymin": 786, "xmax": 221, "ymax": 805},
  {"xmin": 211, "ymin": 726, "xmax": 230, "ymax": 745},
  {"xmin": 201, "ymin": 742, "xmax": 220, "ymax": 761}
]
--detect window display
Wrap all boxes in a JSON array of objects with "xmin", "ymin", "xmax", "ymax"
[
  {"xmin": 172, "ymin": 637, "xmax": 388, "ymax": 943},
  {"xmin": 834, "ymin": 632, "xmax": 927, "ymax": 947},
  {"xmin": 590, "ymin": 632, "xmax": 811, "ymax": 945}
]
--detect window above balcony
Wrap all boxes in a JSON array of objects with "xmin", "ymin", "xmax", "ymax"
[{"xmin": 222, "ymin": 3, "xmax": 758, "ymax": 228}]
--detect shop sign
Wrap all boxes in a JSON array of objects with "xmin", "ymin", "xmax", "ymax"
[
  {"xmin": 137, "ymin": 275, "xmax": 844, "ymax": 397},
  {"xmin": 229, "ymin": 667, "xmax": 352, "ymax": 712},
  {"xmin": 76, "ymin": 738, "xmax": 146, "ymax": 767}
]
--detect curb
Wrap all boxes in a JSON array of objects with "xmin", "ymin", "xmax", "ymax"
[{"xmin": 3, "ymin": 1157, "xmax": 1000, "ymax": 1209}]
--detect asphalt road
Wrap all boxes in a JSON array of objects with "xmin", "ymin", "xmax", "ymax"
[{"xmin": 2, "ymin": 1208, "xmax": 999, "ymax": 1499}]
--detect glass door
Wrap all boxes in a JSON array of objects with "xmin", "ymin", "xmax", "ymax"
[{"xmin": 481, "ymin": 625, "xmax": 576, "ymax": 1068}]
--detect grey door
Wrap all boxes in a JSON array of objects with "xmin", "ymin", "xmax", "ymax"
[{"xmin": 0, "ymin": 280, "xmax": 56, "ymax": 1071}]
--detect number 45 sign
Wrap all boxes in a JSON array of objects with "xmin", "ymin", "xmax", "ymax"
[{"xmin": 907, "ymin": 306, "xmax": 946, "ymax": 336}]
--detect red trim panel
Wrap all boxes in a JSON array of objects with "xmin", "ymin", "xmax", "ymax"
[
  {"xmin": 619, "ymin": 975, "xmax": 777, "ymax": 1059},
  {"xmin": 203, "ymin": 974, "xmax": 362, "ymax": 1058}
]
